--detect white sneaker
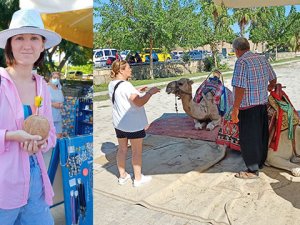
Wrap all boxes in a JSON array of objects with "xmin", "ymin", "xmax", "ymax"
[
  {"xmin": 133, "ymin": 174, "xmax": 152, "ymax": 187},
  {"xmin": 118, "ymin": 173, "xmax": 131, "ymax": 185}
]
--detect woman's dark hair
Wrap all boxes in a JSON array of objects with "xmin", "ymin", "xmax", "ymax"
[{"xmin": 4, "ymin": 36, "xmax": 46, "ymax": 67}]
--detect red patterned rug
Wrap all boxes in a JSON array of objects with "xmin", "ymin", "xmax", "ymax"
[{"xmin": 146, "ymin": 113, "xmax": 219, "ymax": 142}]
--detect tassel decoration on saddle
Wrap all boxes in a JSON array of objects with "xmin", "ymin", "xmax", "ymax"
[{"xmin": 269, "ymin": 87, "xmax": 299, "ymax": 151}]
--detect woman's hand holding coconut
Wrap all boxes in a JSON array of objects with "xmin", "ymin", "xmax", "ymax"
[
  {"xmin": 5, "ymin": 130, "xmax": 48, "ymax": 154},
  {"xmin": 22, "ymin": 96, "xmax": 51, "ymax": 153},
  {"xmin": 20, "ymin": 135, "xmax": 49, "ymax": 154}
]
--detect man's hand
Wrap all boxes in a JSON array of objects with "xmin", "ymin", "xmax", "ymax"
[
  {"xmin": 268, "ymin": 83, "xmax": 275, "ymax": 92},
  {"xmin": 231, "ymin": 107, "xmax": 239, "ymax": 123},
  {"xmin": 268, "ymin": 79, "xmax": 277, "ymax": 92},
  {"xmin": 231, "ymin": 87, "xmax": 244, "ymax": 123}
]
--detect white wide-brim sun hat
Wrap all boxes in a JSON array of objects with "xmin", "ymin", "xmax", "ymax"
[{"xmin": 0, "ymin": 9, "xmax": 61, "ymax": 49}]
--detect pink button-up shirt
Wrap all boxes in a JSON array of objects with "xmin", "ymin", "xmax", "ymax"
[{"xmin": 0, "ymin": 68, "xmax": 56, "ymax": 209}]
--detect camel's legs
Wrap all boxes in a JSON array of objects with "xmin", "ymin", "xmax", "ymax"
[
  {"xmin": 206, "ymin": 117, "xmax": 222, "ymax": 131},
  {"xmin": 194, "ymin": 120, "xmax": 207, "ymax": 130},
  {"xmin": 266, "ymin": 154, "xmax": 300, "ymax": 176}
]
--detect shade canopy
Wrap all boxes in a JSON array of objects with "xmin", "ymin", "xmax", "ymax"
[
  {"xmin": 20, "ymin": 0, "xmax": 93, "ymax": 48},
  {"xmin": 213, "ymin": 0, "xmax": 300, "ymax": 8}
]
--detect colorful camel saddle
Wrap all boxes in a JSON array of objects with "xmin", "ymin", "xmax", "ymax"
[
  {"xmin": 268, "ymin": 85, "xmax": 299, "ymax": 151},
  {"xmin": 193, "ymin": 75, "xmax": 233, "ymax": 117},
  {"xmin": 216, "ymin": 84, "xmax": 299, "ymax": 152},
  {"xmin": 216, "ymin": 106, "xmax": 240, "ymax": 151}
]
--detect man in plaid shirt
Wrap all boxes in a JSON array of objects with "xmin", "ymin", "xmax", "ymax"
[{"xmin": 231, "ymin": 37, "xmax": 277, "ymax": 179}]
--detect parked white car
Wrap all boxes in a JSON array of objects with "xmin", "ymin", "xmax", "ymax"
[{"xmin": 93, "ymin": 48, "xmax": 117, "ymax": 67}]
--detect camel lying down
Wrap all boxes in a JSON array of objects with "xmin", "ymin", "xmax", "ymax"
[
  {"xmin": 265, "ymin": 84, "xmax": 300, "ymax": 177},
  {"xmin": 266, "ymin": 126, "xmax": 300, "ymax": 176},
  {"xmin": 166, "ymin": 76, "xmax": 232, "ymax": 131},
  {"xmin": 167, "ymin": 77, "xmax": 300, "ymax": 177}
]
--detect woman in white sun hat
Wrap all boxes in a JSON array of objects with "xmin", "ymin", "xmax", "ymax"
[{"xmin": 0, "ymin": 9, "xmax": 61, "ymax": 225}]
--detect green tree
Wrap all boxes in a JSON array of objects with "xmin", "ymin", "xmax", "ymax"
[
  {"xmin": 199, "ymin": 0, "xmax": 235, "ymax": 67},
  {"xmin": 248, "ymin": 8, "xmax": 269, "ymax": 51},
  {"xmin": 287, "ymin": 6, "xmax": 300, "ymax": 54},
  {"xmin": 0, "ymin": 0, "xmax": 19, "ymax": 29},
  {"xmin": 0, "ymin": 0, "xmax": 19, "ymax": 67},
  {"xmin": 249, "ymin": 6, "xmax": 296, "ymax": 60},
  {"xmin": 175, "ymin": 7, "xmax": 206, "ymax": 50},
  {"xmin": 40, "ymin": 40, "xmax": 92, "ymax": 76},
  {"xmin": 94, "ymin": 0, "xmax": 197, "ymax": 79}
]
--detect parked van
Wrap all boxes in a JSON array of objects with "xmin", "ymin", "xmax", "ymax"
[
  {"xmin": 93, "ymin": 48, "xmax": 117, "ymax": 67},
  {"xmin": 172, "ymin": 51, "xmax": 184, "ymax": 60}
]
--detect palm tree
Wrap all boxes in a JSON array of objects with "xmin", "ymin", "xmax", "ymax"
[
  {"xmin": 233, "ymin": 8, "xmax": 256, "ymax": 37},
  {"xmin": 200, "ymin": 0, "xmax": 234, "ymax": 67}
]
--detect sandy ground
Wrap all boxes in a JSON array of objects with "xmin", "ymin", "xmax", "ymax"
[
  {"xmin": 92, "ymin": 60, "xmax": 300, "ymax": 225},
  {"xmin": 52, "ymin": 60, "xmax": 300, "ymax": 224},
  {"xmin": 94, "ymin": 60, "xmax": 300, "ymax": 158}
]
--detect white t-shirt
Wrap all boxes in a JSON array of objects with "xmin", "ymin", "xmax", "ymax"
[{"xmin": 108, "ymin": 80, "xmax": 148, "ymax": 132}]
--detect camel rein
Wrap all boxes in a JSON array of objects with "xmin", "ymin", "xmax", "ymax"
[{"xmin": 174, "ymin": 81, "xmax": 193, "ymax": 114}]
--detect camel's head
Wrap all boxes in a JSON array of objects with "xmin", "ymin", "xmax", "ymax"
[
  {"xmin": 166, "ymin": 78, "xmax": 193, "ymax": 97},
  {"xmin": 166, "ymin": 81, "xmax": 177, "ymax": 94}
]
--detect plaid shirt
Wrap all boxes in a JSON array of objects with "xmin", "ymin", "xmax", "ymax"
[{"xmin": 232, "ymin": 51, "xmax": 277, "ymax": 108}]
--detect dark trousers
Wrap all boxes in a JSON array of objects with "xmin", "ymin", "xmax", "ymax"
[{"xmin": 238, "ymin": 105, "xmax": 269, "ymax": 172}]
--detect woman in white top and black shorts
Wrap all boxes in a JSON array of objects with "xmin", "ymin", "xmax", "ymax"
[{"xmin": 108, "ymin": 60, "xmax": 160, "ymax": 187}]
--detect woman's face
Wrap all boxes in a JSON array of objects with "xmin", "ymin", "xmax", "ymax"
[
  {"xmin": 51, "ymin": 73, "xmax": 60, "ymax": 80},
  {"xmin": 121, "ymin": 63, "xmax": 132, "ymax": 79},
  {"xmin": 51, "ymin": 73, "xmax": 60, "ymax": 85},
  {"xmin": 11, "ymin": 33, "xmax": 44, "ymax": 66}
]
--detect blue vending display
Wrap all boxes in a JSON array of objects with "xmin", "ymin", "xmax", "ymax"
[
  {"xmin": 59, "ymin": 135, "xmax": 93, "ymax": 225},
  {"xmin": 76, "ymin": 98, "xmax": 93, "ymax": 135},
  {"xmin": 62, "ymin": 97, "xmax": 79, "ymax": 137}
]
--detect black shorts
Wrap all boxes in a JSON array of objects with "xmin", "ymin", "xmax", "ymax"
[{"xmin": 115, "ymin": 128, "xmax": 146, "ymax": 139}]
